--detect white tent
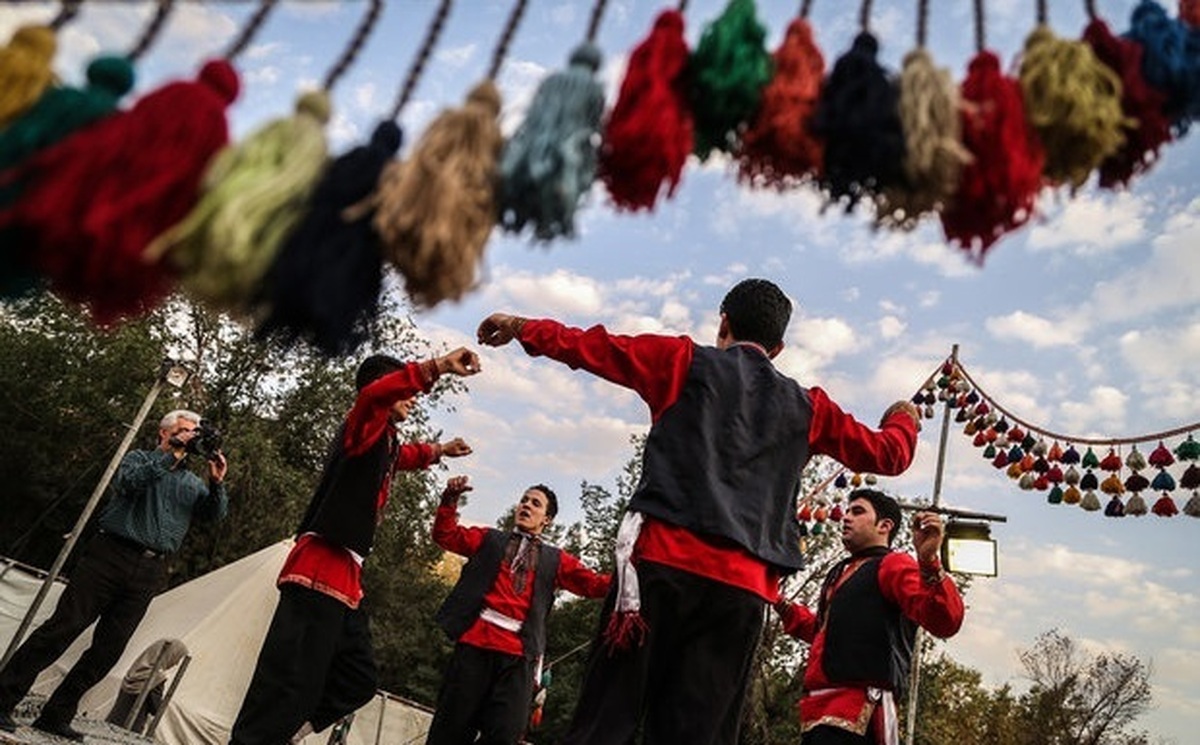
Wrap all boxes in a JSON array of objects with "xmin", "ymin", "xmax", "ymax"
[{"xmin": 2, "ymin": 543, "xmax": 432, "ymax": 745}]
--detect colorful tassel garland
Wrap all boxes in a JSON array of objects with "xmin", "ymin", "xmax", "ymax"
[
  {"xmin": 0, "ymin": 25, "xmax": 57, "ymax": 129},
  {"xmin": 737, "ymin": 18, "xmax": 824, "ymax": 188},
  {"xmin": 688, "ymin": 0, "xmax": 773, "ymax": 160},
  {"xmin": 877, "ymin": 47, "xmax": 971, "ymax": 230},
  {"xmin": 1018, "ymin": 25, "xmax": 1128, "ymax": 188},
  {"xmin": 1125, "ymin": 0, "xmax": 1200, "ymax": 134},
  {"xmin": 940, "ymin": 51, "xmax": 1044, "ymax": 262},
  {"xmin": 599, "ymin": 10, "xmax": 693, "ymax": 211},
  {"xmin": 1, "ymin": 60, "xmax": 240, "ymax": 324},
  {"xmin": 148, "ymin": 90, "xmax": 332, "ymax": 314},
  {"xmin": 374, "ymin": 80, "xmax": 502, "ymax": 308},
  {"xmin": 0, "ymin": 56, "xmax": 135, "ymax": 299},
  {"xmin": 813, "ymin": 32, "xmax": 905, "ymax": 209},
  {"xmin": 257, "ymin": 121, "xmax": 401, "ymax": 356},
  {"xmin": 1083, "ymin": 18, "xmax": 1172, "ymax": 187},
  {"xmin": 498, "ymin": 42, "xmax": 605, "ymax": 241}
]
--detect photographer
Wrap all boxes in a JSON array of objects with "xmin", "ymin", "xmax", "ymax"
[{"xmin": 0, "ymin": 410, "xmax": 227, "ymax": 741}]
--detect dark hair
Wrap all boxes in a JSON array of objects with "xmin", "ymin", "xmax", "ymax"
[
  {"xmin": 719, "ymin": 278, "xmax": 792, "ymax": 350},
  {"xmin": 527, "ymin": 484, "xmax": 558, "ymax": 519},
  {"xmin": 848, "ymin": 488, "xmax": 902, "ymax": 546},
  {"xmin": 355, "ymin": 354, "xmax": 405, "ymax": 391}
]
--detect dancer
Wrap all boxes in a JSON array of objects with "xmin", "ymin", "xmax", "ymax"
[
  {"xmin": 230, "ymin": 349, "xmax": 479, "ymax": 745},
  {"xmin": 776, "ymin": 489, "xmax": 964, "ymax": 744},
  {"xmin": 427, "ymin": 476, "xmax": 610, "ymax": 745},
  {"xmin": 476, "ymin": 278, "xmax": 921, "ymax": 744}
]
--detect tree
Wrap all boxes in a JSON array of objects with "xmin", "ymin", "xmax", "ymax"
[{"xmin": 1016, "ymin": 629, "xmax": 1152, "ymax": 745}]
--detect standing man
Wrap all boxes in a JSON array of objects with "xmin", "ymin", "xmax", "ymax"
[
  {"xmin": 230, "ymin": 348, "xmax": 479, "ymax": 745},
  {"xmin": 776, "ymin": 489, "xmax": 964, "ymax": 745},
  {"xmin": 428, "ymin": 476, "xmax": 610, "ymax": 745},
  {"xmin": 476, "ymin": 278, "xmax": 922, "ymax": 745},
  {"xmin": 0, "ymin": 409, "xmax": 228, "ymax": 741}
]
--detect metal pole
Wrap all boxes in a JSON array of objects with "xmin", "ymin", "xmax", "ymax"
[
  {"xmin": 145, "ymin": 654, "xmax": 190, "ymax": 738},
  {"xmin": 124, "ymin": 643, "xmax": 171, "ymax": 730},
  {"xmin": 904, "ymin": 343, "xmax": 958, "ymax": 745},
  {"xmin": 374, "ymin": 692, "xmax": 386, "ymax": 745},
  {"xmin": 0, "ymin": 371, "xmax": 166, "ymax": 671}
]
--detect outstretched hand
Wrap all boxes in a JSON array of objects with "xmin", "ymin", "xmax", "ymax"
[
  {"xmin": 437, "ymin": 347, "xmax": 481, "ymax": 377},
  {"xmin": 440, "ymin": 437, "xmax": 472, "ymax": 458},
  {"xmin": 477, "ymin": 313, "xmax": 526, "ymax": 347},
  {"xmin": 881, "ymin": 400, "xmax": 922, "ymax": 432},
  {"xmin": 911, "ymin": 511, "xmax": 945, "ymax": 563},
  {"xmin": 441, "ymin": 475, "xmax": 473, "ymax": 505}
]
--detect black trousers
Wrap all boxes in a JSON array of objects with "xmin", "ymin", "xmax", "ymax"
[
  {"xmin": 560, "ymin": 561, "xmax": 766, "ymax": 745},
  {"xmin": 426, "ymin": 642, "xmax": 536, "ymax": 745},
  {"xmin": 230, "ymin": 584, "xmax": 378, "ymax": 745},
  {"xmin": 801, "ymin": 724, "xmax": 873, "ymax": 745},
  {"xmin": 0, "ymin": 533, "xmax": 166, "ymax": 727}
]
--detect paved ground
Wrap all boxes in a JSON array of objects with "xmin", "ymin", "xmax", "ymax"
[{"xmin": 1, "ymin": 699, "xmax": 153, "ymax": 745}]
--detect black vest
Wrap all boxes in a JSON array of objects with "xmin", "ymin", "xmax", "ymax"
[
  {"xmin": 818, "ymin": 549, "xmax": 917, "ymax": 694},
  {"xmin": 435, "ymin": 530, "xmax": 562, "ymax": 659},
  {"xmin": 628, "ymin": 344, "xmax": 813, "ymax": 571},
  {"xmin": 295, "ymin": 423, "xmax": 393, "ymax": 557}
]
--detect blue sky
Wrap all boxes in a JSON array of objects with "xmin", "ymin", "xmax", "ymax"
[{"xmin": 4, "ymin": 0, "xmax": 1198, "ymax": 741}]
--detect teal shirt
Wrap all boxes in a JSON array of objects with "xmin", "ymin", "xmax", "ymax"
[{"xmin": 97, "ymin": 448, "xmax": 228, "ymax": 553}]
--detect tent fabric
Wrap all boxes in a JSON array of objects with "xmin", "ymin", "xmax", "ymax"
[{"xmin": 2, "ymin": 543, "xmax": 433, "ymax": 745}]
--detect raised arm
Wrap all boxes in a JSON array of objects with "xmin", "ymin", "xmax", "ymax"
[{"xmin": 807, "ymin": 388, "xmax": 920, "ymax": 476}]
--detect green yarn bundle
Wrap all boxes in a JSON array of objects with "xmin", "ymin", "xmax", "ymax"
[
  {"xmin": 498, "ymin": 42, "xmax": 606, "ymax": 242},
  {"xmin": 688, "ymin": 0, "xmax": 773, "ymax": 160},
  {"xmin": 148, "ymin": 90, "xmax": 332, "ymax": 314},
  {"xmin": 1018, "ymin": 25, "xmax": 1129, "ymax": 188}
]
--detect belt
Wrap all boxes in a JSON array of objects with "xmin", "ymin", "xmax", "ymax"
[
  {"xmin": 479, "ymin": 608, "xmax": 523, "ymax": 633},
  {"xmin": 99, "ymin": 531, "xmax": 167, "ymax": 559}
]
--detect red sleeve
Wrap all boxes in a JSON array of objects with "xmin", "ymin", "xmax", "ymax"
[
  {"xmin": 518, "ymin": 319, "xmax": 693, "ymax": 420},
  {"xmin": 395, "ymin": 442, "xmax": 438, "ymax": 472},
  {"xmin": 878, "ymin": 552, "xmax": 964, "ymax": 638},
  {"xmin": 555, "ymin": 552, "xmax": 611, "ymax": 599},
  {"xmin": 806, "ymin": 387, "xmax": 918, "ymax": 476},
  {"xmin": 343, "ymin": 362, "xmax": 437, "ymax": 456},
  {"xmin": 778, "ymin": 602, "xmax": 818, "ymax": 643},
  {"xmin": 432, "ymin": 504, "xmax": 488, "ymax": 557}
]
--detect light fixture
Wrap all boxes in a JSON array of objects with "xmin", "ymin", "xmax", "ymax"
[
  {"xmin": 160, "ymin": 358, "xmax": 193, "ymax": 389},
  {"xmin": 941, "ymin": 520, "xmax": 998, "ymax": 577}
]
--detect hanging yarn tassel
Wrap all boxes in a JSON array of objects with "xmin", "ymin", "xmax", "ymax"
[
  {"xmin": 374, "ymin": 80, "xmax": 503, "ymax": 308},
  {"xmin": 737, "ymin": 16, "xmax": 825, "ymax": 189},
  {"xmin": 498, "ymin": 42, "xmax": 605, "ymax": 241},
  {"xmin": 876, "ymin": 46, "xmax": 971, "ymax": 229},
  {"xmin": 147, "ymin": 90, "xmax": 332, "ymax": 314},
  {"xmin": 1125, "ymin": 0, "xmax": 1200, "ymax": 135},
  {"xmin": 1081, "ymin": 490, "xmax": 1102, "ymax": 510},
  {"xmin": 1062, "ymin": 485, "xmax": 1082, "ymax": 504},
  {"xmin": 1017, "ymin": 24, "xmax": 1127, "ymax": 189},
  {"xmin": 688, "ymin": 0, "xmax": 773, "ymax": 160},
  {"xmin": 0, "ymin": 25, "xmax": 57, "ymax": 129},
  {"xmin": 1083, "ymin": 18, "xmax": 1171, "ymax": 187},
  {"xmin": 1185, "ymin": 493, "xmax": 1200, "ymax": 517},
  {"xmin": 1104, "ymin": 494, "xmax": 1126, "ymax": 516},
  {"xmin": 0, "ymin": 60, "xmax": 240, "ymax": 324},
  {"xmin": 0, "ymin": 56, "xmax": 135, "ymax": 299},
  {"xmin": 813, "ymin": 31, "xmax": 905, "ymax": 210},
  {"xmin": 941, "ymin": 47, "xmax": 1045, "ymax": 262},
  {"xmin": 1151, "ymin": 494, "xmax": 1178, "ymax": 516},
  {"xmin": 1183, "ymin": 0, "xmax": 1200, "ymax": 26},
  {"xmin": 599, "ymin": 10, "xmax": 693, "ymax": 211},
  {"xmin": 256, "ymin": 121, "xmax": 401, "ymax": 356}
]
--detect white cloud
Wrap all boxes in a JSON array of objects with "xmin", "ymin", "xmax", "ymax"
[
  {"xmin": 436, "ymin": 43, "xmax": 476, "ymax": 70},
  {"xmin": 879, "ymin": 315, "xmax": 906, "ymax": 340},
  {"xmin": 1057, "ymin": 385, "xmax": 1129, "ymax": 435},
  {"xmin": 778, "ymin": 316, "xmax": 859, "ymax": 378},
  {"xmin": 1027, "ymin": 191, "xmax": 1150, "ymax": 255},
  {"xmin": 985, "ymin": 310, "xmax": 1081, "ymax": 348}
]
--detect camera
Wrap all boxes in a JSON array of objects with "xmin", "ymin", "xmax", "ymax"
[{"xmin": 170, "ymin": 421, "xmax": 224, "ymax": 461}]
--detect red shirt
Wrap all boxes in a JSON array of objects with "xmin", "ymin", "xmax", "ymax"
[
  {"xmin": 278, "ymin": 361, "xmax": 440, "ymax": 609},
  {"xmin": 519, "ymin": 319, "xmax": 919, "ymax": 601},
  {"xmin": 433, "ymin": 504, "xmax": 611, "ymax": 656},
  {"xmin": 779, "ymin": 552, "xmax": 964, "ymax": 735}
]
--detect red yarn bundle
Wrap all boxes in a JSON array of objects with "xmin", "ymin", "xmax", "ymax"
[
  {"xmin": 1, "ymin": 60, "xmax": 239, "ymax": 323},
  {"xmin": 941, "ymin": 51, "xmax": 1044, "ymax": 263},
  {"xmin": 737, "ymin": 17, "xmax": 825, "ymax": 189},
  {"xmin": 1083, "ymin": 18, "xmax": 1172, "ymax": 187},
  {"xmin": 599, "ymin": 10, "xmax": 693, "ymax": 211},
  {"xmin": 1182, "ymin": 0, "xmax": 1200, "ymax": 26}
]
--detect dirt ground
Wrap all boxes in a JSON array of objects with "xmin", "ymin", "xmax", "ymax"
[{"xmin": 1, "ymin": 698, "xmax": 155, "ymax": 745}]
